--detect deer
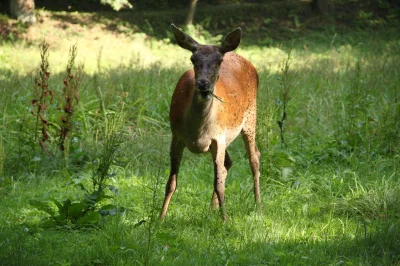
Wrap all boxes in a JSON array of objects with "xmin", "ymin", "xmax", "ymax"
[{"xmin": 160, "ymin": 24, "xmax": 260, "ymax": 221}]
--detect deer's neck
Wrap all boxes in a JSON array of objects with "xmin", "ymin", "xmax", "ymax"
[{"xmin": 186, "ymin": 89, "xmax": 216, "ymax": 126}]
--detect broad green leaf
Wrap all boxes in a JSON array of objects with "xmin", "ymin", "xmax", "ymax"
[
  {"xmin": 53, "ymin": 199, "xmax": 63, "ymax": 210},
  {"xmin": 29, "ymin": 200, "xmax": 55, "ymax": 217},
  {"xmin": 96, "ymin": 191, "xmax": 113, "ymax": 202},
  {"xmin": 77, "ymin": 211, "xmax": 101, "ymax": 225},
  {"xmin": 68, "ymin": 202, "xmax": 85, "ymax": 219},
  {"xmin": 57, "ymin": 199, "xmax": 72, "ymax": 220}
]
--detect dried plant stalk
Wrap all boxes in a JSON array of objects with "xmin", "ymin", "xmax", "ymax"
[
  {"xmin": 59, "ymin": 44, "xmax": 83, "ymax": 152},
  {"xmin": 31, "ymin": 41, "xmax": 54, "ymax": 155},
  {"xmin": 277, "ymin": 50, "xmax": 292, "ymax": 147}
]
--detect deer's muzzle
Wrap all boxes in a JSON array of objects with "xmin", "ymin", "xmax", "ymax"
[{"xmin": 196, "ymin": 79, "xmax": 210, "ymax": 90}]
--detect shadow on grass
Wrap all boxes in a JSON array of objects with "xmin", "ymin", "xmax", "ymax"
[
  {"xmin": 36, "ymin": 2, "xmax": 312, "ymax": 46},
  {"xmin": 1, "ymin": 0, "xmax": 400, "ymax": 50},
  {"xmin": 32, "ymin": 1, "xmax": 400, "ymax": 47},
  {"xmin": 1, "ymin": 214, "xmax": 398, "ymax": 265},
  {"xmin": 150, "ymin": 210, "xmax": 400, "ymax": 265}
]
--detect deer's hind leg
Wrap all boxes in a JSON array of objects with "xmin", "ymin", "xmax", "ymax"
[
  {"xmin": 211, "ymin": 150, "xmax": 232, "ymax": 209},
  {"xmin": 241, "ymin": 116, "xmax": 261, "ymax": 205}
]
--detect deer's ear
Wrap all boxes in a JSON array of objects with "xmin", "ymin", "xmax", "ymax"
[
  {"xmin": 171, "ymin": 23, "xmax": 199, "ymax": 52},
  {"xmin": 219, "ymin": 28, "xmax": 241, "ymax": 54}
]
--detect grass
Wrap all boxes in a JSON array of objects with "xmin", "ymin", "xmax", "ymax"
[{"xmin": 0, "ymin": 7, "xmax": 400, "ymax": 266}]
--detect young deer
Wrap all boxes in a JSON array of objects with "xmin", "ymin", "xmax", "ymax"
[{"xmin": 160, "ymin": 24, "xmax": 260, "ymax": 221}]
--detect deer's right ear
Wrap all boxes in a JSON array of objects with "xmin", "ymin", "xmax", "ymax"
[{"xmin": 171, "ymin": 23, "xmax": 199, "ymax": 52}]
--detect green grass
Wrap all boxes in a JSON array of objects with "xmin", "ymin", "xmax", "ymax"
[{"xmin": 0, "ymin": 10, "xmax": 400, "ymax": 265}]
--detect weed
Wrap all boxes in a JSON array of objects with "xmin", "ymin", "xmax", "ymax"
[
  {"xmin": 0, "ymin": 136, "xmax": 4, "ymax": 177},
  {"xmin": 29, "ymin": 104, "xmax": 127, "ymax": 227},
  {"xmin": 277, "ymin": 50, "xmax": 292, "ymax": 147},
  {"xmin": 257, "ymin": 72, "xmax": 278, "ymax": 179},
  {"xmin": 91, "ymin": 103, "xmax": 126, "ymax": 193},
  {"xmin": 31, "ymin": 41, "xmax": 53, "ymax": 155},
  {"xmin": 143, "ymin": 172, "xmax": 163, "ymax": 266}
]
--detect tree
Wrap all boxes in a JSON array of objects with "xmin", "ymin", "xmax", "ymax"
[
  {"xmin": 312, "ymin": 0, "xmax": 334, "ymax": 14},
  {"xmin": 8, "ymin": 0, "xmax": 132, "ymax": 24},
  {"xmin": 10, "ymin": 0, "xmax": 36, "ymax": 24},
  {"xmin": 185, "ymin": 0, "xmax": 198, "ymax": 25}
]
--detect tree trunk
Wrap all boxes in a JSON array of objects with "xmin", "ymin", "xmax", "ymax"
[
  {"xmin": 185, "ymin": 0, "xmax": 198, "ymax": 25},
  {"xmin": 10, "ymin": 0, "xmax": 36, "ymax": 24},
  {"xmin": 312, "ymin": 0, "xmax": 334, "ymax": 15}
]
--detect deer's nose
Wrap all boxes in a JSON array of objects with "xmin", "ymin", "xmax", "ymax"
[{"xmin": 196, "ymin": 79, "xmax": 210, "ymax": 90}]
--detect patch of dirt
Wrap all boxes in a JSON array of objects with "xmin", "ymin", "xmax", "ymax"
[{"xmin": 1, "ymin": 9, "xmax": 142, "ymax": 47}]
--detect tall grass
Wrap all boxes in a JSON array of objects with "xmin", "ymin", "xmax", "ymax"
[{"xmin": 0, "ymin": 25, "xmax": 399, "ymax": 265}]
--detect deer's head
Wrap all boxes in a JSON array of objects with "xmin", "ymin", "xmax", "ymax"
[{"xmin": 171, "ymin": 24, "xmax": 241, "ymax": 100}]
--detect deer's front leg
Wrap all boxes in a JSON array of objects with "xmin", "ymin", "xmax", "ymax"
[
  {"xmin": 211, "ymin": 140, "xmax": 228, "ymax": 221},
  {"xmin": 211, "ymin": 150, "xmax": 232, "ymax": 209},
  {"xmin": 160, "ymin": 136, "xmax": 185, "ymax": 219}
]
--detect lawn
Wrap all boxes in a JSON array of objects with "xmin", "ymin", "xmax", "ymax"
[{"xmin": 0, "ymin": 6, "xmax": 399, "ymax": 266}]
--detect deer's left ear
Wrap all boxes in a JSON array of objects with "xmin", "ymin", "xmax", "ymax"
[{"xmin": 218, "ymin": 28, "xmax": 242, "ymax": 54}]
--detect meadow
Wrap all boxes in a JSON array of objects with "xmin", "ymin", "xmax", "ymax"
[{"xmin": 0, "ymin": 7, "xmax": 400, "ymax": 265}]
